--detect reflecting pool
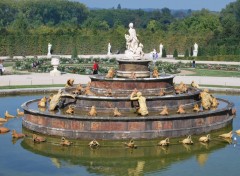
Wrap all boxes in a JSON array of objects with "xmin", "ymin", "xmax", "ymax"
[{"xmin": 0, "ymin": 94, "xmax": 240, "ymax": 176}]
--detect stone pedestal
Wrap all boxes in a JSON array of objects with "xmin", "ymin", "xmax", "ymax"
[{"xmin": 116, "ymin": 59, "xmax": 151, "ymax": 78}]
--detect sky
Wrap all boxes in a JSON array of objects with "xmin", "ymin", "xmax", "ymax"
[{"xmin": 75, "ymin": 0, "xmax": 237, "ymax": 11}]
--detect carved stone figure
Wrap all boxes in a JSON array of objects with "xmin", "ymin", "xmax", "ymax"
[
  {"xmin": 159, "ymin": 106, "xmax": 168, "ymax": 116},
  {"xmin": 49, "ymin": 89, "xmax": 76, "ymax": 111},
  {"xmin": 47, "ymin": 43, "xmax": 52, "ymax": 56},
  {"xmin": 130, "ymin": 91, "xmax": 148, "ymax": 116},
  {"xmin": 199, "ymin": 89, "xmax": 213, "ymax": 110},
  {"xmin": 60, "ymin": 137, "xmax": 72, "ymax": 146},
  {"xmin": 107, "ymin": 43, "xmax": 111, "ymax": 55},
  {"xmin": 104, "ymin": 89, "xmax": 112, "ymax": 97},
  {"xmin": 84, "ymin": 86, "xmax": 95, "ymax": 96},
  {"xmin": 88, "ymin": 139, "xmax": 100, "ymax": 148},
  {"xmin": 105, "ymin": 67, "xmax": 115, "ymax": 78},
  {"xmin": 113, "ymin": 107, "xmax": 122, "ymax": 117},
  {"xmin": 65, "ymin": 105, "xmax": 75, "ymax": 115},
  {"xmin": 65, "ymin": 79, "xmax": 74, "ymax": 88},
  {"xmin": 123, "ymin": 139, "xmax": 137, "ymax": 149},
  {"xmin": 125, "ymin": 23, "xmax": 146, "ymax": 59},
  {"xmin": 179, "ymin": 135, "xmax": 194, "ymax": 145},
  {"xmin": 177, "ymin": 105, "xmax": 186, "ymax": 114},
  {"xmin": 159, "ymin": 43, "xmax": 163, "ymax": 57},
  {"xmin": 191, "ymin": 80, "xmax": 199, "ymax": 88},
  {"xmin": 193, "ymin": 43, "xmax": 198, "ymax": 57},
  {"xmin": 175, "ymin": 82, "xmax": 188, "ymax": 94},
  {"xmin": 88, "ymin": 106, "xmax": 97, "ymax": 116},
  {"xmin": 72, "ymin": 84, "xmax": 83, "ymax": 95},
  {"xmin": 152, "ymin": 67, "xmax": 159, "ymax": 78},
  {"xmin": 193, "ymin": 104, "xmax": 201, "ymax": 112},
  {"xmin": 158, "ymin": 138, "xmax": 170, "ymax": 146},
  {"xmin": 159, "ymin": 89, "xmax": 165, "ymax": 96},
  {"xmin": 38, "ymin": 96, "xmax": 47, "ymax": 108}
]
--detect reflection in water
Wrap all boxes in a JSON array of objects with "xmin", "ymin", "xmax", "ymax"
[
  {"xmin": 196, "ymin": 153, "xmax": 209, "ymax": 166},
  {"xmin": 20, "ymin": 127, "xmax": 232, "ymax": 176}
]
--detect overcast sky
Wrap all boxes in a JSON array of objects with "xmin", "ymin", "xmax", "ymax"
[{"xmin": 76, "ymin": 0, "xmax": 236, "ymax": 11}]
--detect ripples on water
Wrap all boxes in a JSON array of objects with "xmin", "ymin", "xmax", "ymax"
[{"xmin": 0, "ymin": 94, "xmax": 240, "ymax": 176}]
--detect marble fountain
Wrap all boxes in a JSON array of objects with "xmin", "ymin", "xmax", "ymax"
[{"xmin": 21, "ymin": 23, "xmax": 235, "ymax": 140}]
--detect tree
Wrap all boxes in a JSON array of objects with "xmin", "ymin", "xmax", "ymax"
[
  {"xmin": 173, "ymin": 49, "xmax": 178, "ymax": 58},
  {"xmin": 185, "ymin": 49, "xmax": 189, "ymax": 57},
  {"xmin": 190, "ymin": 47, "xmax": 193, "ymax": 56},
  {"xmin": 117, "ymin": 4, "xmax": 121, "ymax": 10},
  {"xmin": 162, "ymin": 48, "xmax": 167, "ymax": 58}
]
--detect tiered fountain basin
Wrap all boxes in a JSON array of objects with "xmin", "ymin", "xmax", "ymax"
[{"xmin": 21, "ymin": 59, "xmax": 235, "ymax": 140}]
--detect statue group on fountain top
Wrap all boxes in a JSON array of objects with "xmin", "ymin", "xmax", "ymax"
[{"xmin": 125, "ymin": 23, "xmax": 144, "ymax": 59}]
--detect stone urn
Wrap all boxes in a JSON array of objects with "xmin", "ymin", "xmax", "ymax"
[{"xmin": 50, "ymin": 56, "xmax": 61, "ymax": 76}]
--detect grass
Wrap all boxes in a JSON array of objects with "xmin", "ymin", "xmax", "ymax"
[{"xmin": 182, "ymin": 68, "xmax": 240, "ymax": 77}]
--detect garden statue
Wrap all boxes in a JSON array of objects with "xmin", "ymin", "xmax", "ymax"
[
  {"xmin": 113, "ymin": 107, "xmax": 122, "ymax": 117},
  {"xmin": 179, "ymin": 135, "xmax": 194, "ymax": 145},
  {"xmin": 38, "ymin": 96, "xmax": 47, "ymax": 108},
  {"xmin": 84, "ymin": 86, "xmax": 95, "ymax": 96},
  {"xmin": 191, "ymin": 80, "xmax": 199, "ymax": 88},
  {"xmin": 104, "ymin": 89, "xmax": 112, "ymax": 97},
  {"xmin": 49, "ymin": 89, "xmax": 76, "ymax": 111},
  {"xmin": 125, "ymin": 23, "xmax": 145, "ymax": 60},
  {"xmin": 65, "ymin": 79, "xmax": 74, "ymax": 88},
  {"xmin": 199, "ymin": 134, "xmax": 211, "ymax": 143},
  {"xmin": 60, "ymin": 137, "xmax": 72, "ymax": 146},
  {"xmin": 123, "ymin": 139, "xmax": 137, "ymax": 149},
  {"xmin": 72, "ymin": 84, "xmax": 83, "ymax": 95},
  {"xmin": 193, "ymin": 104, "xmax": 201, "ymax": 112},
  {"xmin": 193, "ymin": 43, "xmax": 198, "ymax": 57},
  {"xmin": 47, "ymin": 43, "xmax": 52, "ymax": 57},
  {"xmin": 129, "ymin": 72, "xmax": 136, "ymax": 79},
  {"xmin": 65, "ymin": 105, "xmax": 75, "ymax": 115},
  {"xmin": 159, "ymin": 89, "xmax": 165, "ymax": 96},
  {"xmin": 175, "ymin": 81, "xmax": 188, "ymax": 94},
  {"xmin": 105, "ymin": 67, "xmax": 115, "ymax": 78},
  {"xmin": 199, "ymin": 89, "xmax": 213, "ymax": 110},
  {"xmin": 88, "ymin": 139, "xmax": 100, "ymax": 148},
  {"xmin": 107, "ymin": 43, "xmax": 111, "ymax": 55},
  {"xmin": 159, "ymin": 106, "xmax": 169, "ymax": 116},
  {"xmin": 152, "ymin": 67, "xmax": 159, "ymax": 78},
  {"xmin": 32, "ymin": 134, "xmax": 46, "ymax": 143},
  {"xmin": 177, "ymin": 105, "xmax": 186, "ymax": 114},
  {"xmin": 130, "ymin": 90, "xmax": 148, "ymax": 116},
  {"xmin": 158, "ymin": 138, "xmax": 170, "ymax": 146},
  {"xmin": 88, "ymin": 106, "xmax": 97, "ymax": 116},
  {"xmin": 159, "ymin": 43, "xmax": 163, "ymax": 57}
]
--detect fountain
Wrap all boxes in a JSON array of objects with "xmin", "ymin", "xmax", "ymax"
[{"xmin": 21, "ymin": 23, "xmax": 235, "ymax": 140}]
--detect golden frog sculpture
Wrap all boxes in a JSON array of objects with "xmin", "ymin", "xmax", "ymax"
[{"xmin": 130, "ymin": 90, "xmax": 148, "ymax": 116}]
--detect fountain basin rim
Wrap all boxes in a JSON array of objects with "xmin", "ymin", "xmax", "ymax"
[{"xmin": 21, "ymin": 98, "xmax": 233, "ymax": 121}]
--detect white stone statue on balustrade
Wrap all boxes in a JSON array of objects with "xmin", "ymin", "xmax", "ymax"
[
  {"xmin": 125, "ymin": 23, "xmax": 144, "ymax": 60},
  {"xmin": 107, "ymin": 43, "xmax": 111, "ymax": 55},
  {"xmin": 193, "ymin": 43, "xmax": 198, "ymax": 57},
  {"xmin": 159, "ymin": 43, "xmax": 163, "ymax": 58},
  {"xmin": 47, "ymin": 43, "xmax": 52, "ymax": 57}
]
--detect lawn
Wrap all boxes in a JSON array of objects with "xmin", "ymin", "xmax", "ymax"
[{"xmin": 182, "ymin": 68, "xmax": 240, "ymax": 77}]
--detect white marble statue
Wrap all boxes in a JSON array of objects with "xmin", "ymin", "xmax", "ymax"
[
  {"xmin": 47, "ymin": 43, "xmax": 52, "ymax": 57},
  {"xmin": 159, "ymin": 43, "xmax": 163, "ymax": 58},
  {"xmin": 193, "ymin": 43, "xmax": 198, "ymax": 57},
  {"xmin": 107, "ymin": 43, "xmax": 111, "ymax": 55},
  {"xmin": 125, "ymin": 23, "xmax": 143, "ymax": 59}
]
